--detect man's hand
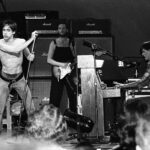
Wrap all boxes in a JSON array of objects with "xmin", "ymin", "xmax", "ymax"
[
  {"xmin": 27, "ymin": 53, "xmax": 35, "ymax": 61},
  {"xmin": 61, "ymin": 62, "xmax": 70, "ymax": 68},
  {"xmin": 31, "ymin": 31, "xmax": 38, "ymax": 40},
  {"xmin": 113, "ymin": 81, "xmax": 126, "ymax": 88}
]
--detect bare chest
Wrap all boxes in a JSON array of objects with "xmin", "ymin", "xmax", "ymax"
[
  {"xmin": 56, "ymin": 38, "xmax": 70, "ymax": 47},
  {"xmin": 0, "ymin": 51, "xmax": 23, "ymax": 63}
]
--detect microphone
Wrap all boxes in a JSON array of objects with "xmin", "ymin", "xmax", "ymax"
[
  {"xmin": 83, "ymin": 40, "xmax": 114, "ymax": 57},
  {"xmin": 83, "ymin": 40, "xmax": 93, "ymax": 48},
  {"xmin": 83, "ymin": 40, "xmax": 103, "ymax": 51}
]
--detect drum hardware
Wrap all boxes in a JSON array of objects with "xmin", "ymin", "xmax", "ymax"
[
  {"xmin": 11, "ymin": 101, "xmax": 24, "ymax": 116},
  {"xmin": 7, "ymin": 91, "xmax": 28, "ymax": 133},
  {"xmin": 64, "ymin": 109, "xmax": 94, "ymax": 141}
]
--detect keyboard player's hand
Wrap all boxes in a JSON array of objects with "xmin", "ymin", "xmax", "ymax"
[{"xmin": 113, "ymin": 81, "xmax": 126, "ymax": 88}]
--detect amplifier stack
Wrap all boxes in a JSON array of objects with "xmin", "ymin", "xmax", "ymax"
[
  {"xmin": 26, "ymin": 17, "xmax": 113, "ymax": 137},
  {"xmin": 71, "ymin": 18, "xmax": 111, "ymax": 37}
]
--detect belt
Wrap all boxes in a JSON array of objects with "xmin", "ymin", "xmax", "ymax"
[{"xmin": 0, "ymin": 72, "xmax": 24, "ymax": 88}]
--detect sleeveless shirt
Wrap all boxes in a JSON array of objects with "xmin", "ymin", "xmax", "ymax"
[{"xmin": 52, "ymin": 39, "xmax": 74, "ymax": 63}]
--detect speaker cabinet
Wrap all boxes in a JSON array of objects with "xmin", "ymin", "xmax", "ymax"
[
  {"xmin": 75, "ymin": 37, "xmax": 113, "ymax": 60},
  {"xmin": 26, "ymin": 19, "xmax": 71, "ymax": 37},
  {"xmin": 29, "ymin": 37, "xmax": 55, "ymax": 77},
  {"xmin": 29, "ymin": 78, "xmax": 69, "ymax": 112},
  {"xmin": 71, "ymin": 19, "xmax": 111, "ymax": 37},
  {"xmin": 29, "ymin": 79, "xmax": 51, "ymax": 110}
]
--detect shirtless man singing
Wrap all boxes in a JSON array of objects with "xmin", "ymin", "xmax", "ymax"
[{"xmin": 0, "ymin": 19, "xmax": 38, "ymax": 131}]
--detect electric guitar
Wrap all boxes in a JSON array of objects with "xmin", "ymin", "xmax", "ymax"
[{"xmin": 53, "ymin": 62, "xmax": 76, "ymax": 81}]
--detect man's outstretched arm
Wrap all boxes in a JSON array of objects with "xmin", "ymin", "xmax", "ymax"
[{"xmin": 0, "ymin": 31, "xmax": 38, "ymax": 53}]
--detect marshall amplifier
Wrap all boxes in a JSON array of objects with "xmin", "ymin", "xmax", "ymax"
[
  {"xmin": 26, "ymin": 19, "xmax": 71, "ymax": 37},
  {"xmin": 71, "ymin": 18, "xmax": 111, "ymax": 37}
]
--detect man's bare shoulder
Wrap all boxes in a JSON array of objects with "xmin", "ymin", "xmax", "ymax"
[
  {"xmin": 0, "ymin": 38, "xmax": 26, "ymax": 44},
  {"xmin": 0, "ymin": 39, "xmax": 4, "ymax": 43},
  {"xmin": 14, "ymin": 38, "xmax": 26, "ymax": 43}
]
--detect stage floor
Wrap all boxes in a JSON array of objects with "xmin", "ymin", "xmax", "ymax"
[{"xmin": 0, "ymin": 131, "xmax": 120, "ymax": 150}]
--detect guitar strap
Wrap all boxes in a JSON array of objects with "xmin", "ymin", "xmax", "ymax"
[{"xmin": 53, "ymin": 39, "xmax": 57, "ymax": 44}]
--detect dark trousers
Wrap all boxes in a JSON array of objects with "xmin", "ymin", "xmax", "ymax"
[{"xmin": 50, "ymin": 75, "xmax": 77, "ymax": 113}]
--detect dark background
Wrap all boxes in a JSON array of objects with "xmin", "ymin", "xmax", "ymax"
[{"xmin": 1, "ymin": 0, "xmax": 150, "ymax": 58}]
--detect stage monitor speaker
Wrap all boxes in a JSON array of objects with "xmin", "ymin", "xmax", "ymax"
[
  {"xmin": 75, "ymin": 37, "xmax": 113, "ymax": 60},
  {"xmin": 29, "ymin": 79, "xmax": 51, "ymax": 110},
  {"xmin": 29, "ymin": 37, "xmax": 55, "ymax": 77}
]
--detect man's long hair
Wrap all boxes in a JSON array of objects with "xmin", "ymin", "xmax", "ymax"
[
  {"xmin": 26, "ymin": 104, "xmax": 68, "ymax": 144},
  {"xmin": 2, "ymin": 19, "xmax": 17, "ymax": 37},
  {"xmin": 140, "ymin": 41, "xmax": 150, "ymax": 54}
]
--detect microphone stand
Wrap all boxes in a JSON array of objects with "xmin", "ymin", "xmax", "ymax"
[
  {"xmin": 83, "ymin": 40, "xmax": 124, "ymax": 62},
  {"xmin": 16, "ymin": 38, "xmax": 36, "ymax": 135},
  {"xmin": 94, "ymin": 45, "xmax": 123, "ymax": 61}
]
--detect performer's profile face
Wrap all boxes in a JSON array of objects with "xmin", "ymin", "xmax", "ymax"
[
  {"xmin": 58, "ymin": 24, "xmax": 67, "ymax": 36},
  {"xmin": 141, "ymin": 49, "xmax": 150, "ymax": 61},
  {"xmin": 2, "ymin": 25, "xmax": 15, "ymax": 40}
]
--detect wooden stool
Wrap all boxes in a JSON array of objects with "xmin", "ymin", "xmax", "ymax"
[{"xmin": 2, "ymin": 96, "xmax": 12, "ymax": 135}]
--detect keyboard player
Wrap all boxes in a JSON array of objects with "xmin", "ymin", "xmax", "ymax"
[{"xmin": 114, "ymin": 41, "xmax": 150, "ymax": 90}]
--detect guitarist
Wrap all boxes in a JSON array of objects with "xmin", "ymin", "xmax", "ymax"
[{"xmin": 47, "ymin": 21, "xmax": 77, "ymax": 113}]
